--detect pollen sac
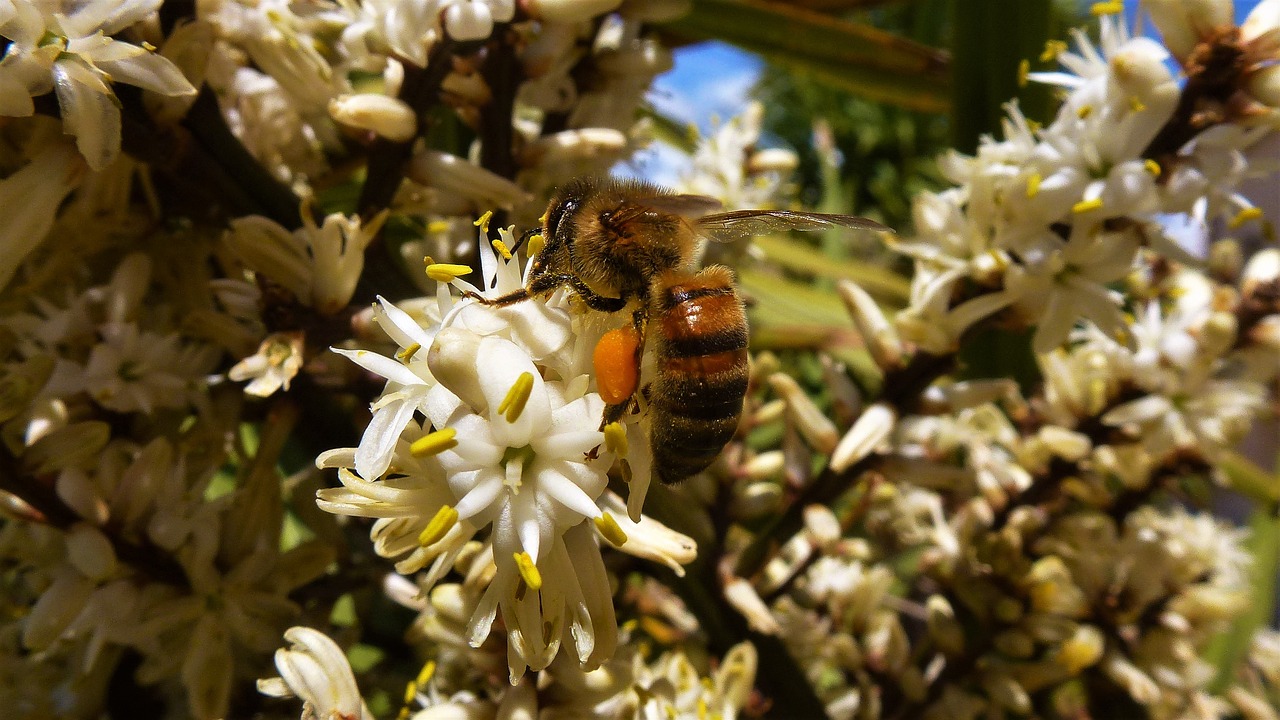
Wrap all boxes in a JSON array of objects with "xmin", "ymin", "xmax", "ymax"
[{"xmin": 593, "ymin": 325, "xmax": 641, "ymax": 405}]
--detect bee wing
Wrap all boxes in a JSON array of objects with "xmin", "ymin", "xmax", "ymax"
[
  {"xmin": 640, "ymin": 193, "xmax": 725, "ymax": 218},
  {"xmin": 695, "ymin": 210, "xmax": 890, "ymax": 243}
]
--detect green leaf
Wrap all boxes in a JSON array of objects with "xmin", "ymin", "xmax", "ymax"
[
  {"xmin": 663, "ymin": 0, "xmax": 951, "ymax": 113},
  {"xmin": 1219, "ymin": 451, "xmax": 1280, "ymax": 504},
  {"xmin": 750, "ymin": 235, "xmax": 911, "ymax": 303},
  {"xmin": 1205, "ymin": 504, "xmax": 1280, "ymax": 691}
]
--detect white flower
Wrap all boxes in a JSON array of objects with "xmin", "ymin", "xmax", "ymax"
[
  {"xmin": 81, "ymin": 323, "xmax": 217, "ymax": 413},
  {"xmin": 0, "ymin": 0, "xmax": 197, "ymax": 169},
  {"xmin": 258, "ymin": 626, "xmax": 374, "ymax": 720},
  {"xmin": 318, "ymin": 224, "xmax": 678, "ymax": 680},
  {"xmin": 228, "ymin": 331, "xmax": 305, "ymax": 397},
  {"xmin": 224, "ymin": 206, "xmax": 386, "ymax": 316},
  {"xmin": 0, "ymin": 138, "xmax": 85, "ymax": 291}
]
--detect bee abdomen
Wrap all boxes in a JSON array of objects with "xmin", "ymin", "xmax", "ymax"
[{"xmin": 649, "ymin": 268, "xmax": 749, "ymax": 484}]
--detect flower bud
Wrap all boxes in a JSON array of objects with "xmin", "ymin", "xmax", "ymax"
[
  {"xmin": 830, "ymin": 403, "xmax": 896, "ymax": 472},
  {"xmin": 1209, "ymin": 238, "xmax": 1244, "ymax": 281},
  {"xmin": 769, "ymin": 373, "xmax": 839, "ymax": 453},
  {"xmin": 926, "ymin": 595, "xmax": 965, "ymax": 655},
  {"xmin": 1054, "ymin": 624, "xmax": 1105, "ymax": 674},
  {"xmin": 747, "ymin": 147, "xmax": 800, "ymax": 174},
  {"xmin": 724, "ymin": 578, "xmax": 780, "ymax": 635},
  {"xmin": 1145, "ymin": 0, "xmax": 1231, "ymax": 59},
  {"xmin": 427, "ymin": 327, "xmax": 489, "ymax": 413},
  {"xmin": 837, "ymin": 280, "xmax": 904, "ymax": 370},
  {"xmin": 524, "ymin": 0, "xmax": 624, "ymax": 23},
  {"xmin": 619, "ymin": 0, "xmax": 690, "ymax": 22},
  {"xmin": 66, "ymin": 523, "xmax": 118, "ymax": 581},
  {"xmin": 330, "ymin": 94, "xmax": 418, "ymax": 142},
  {"xmin": 1242, "ymin": 249, "xmax": 1280, "ymax": 302}
]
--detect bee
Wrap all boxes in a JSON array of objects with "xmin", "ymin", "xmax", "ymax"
[{"xmin": 482, "ymin": 177, "xmax": 887, "ymax": 484}]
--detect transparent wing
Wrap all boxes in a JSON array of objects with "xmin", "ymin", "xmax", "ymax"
[
  {"xmin": 639, "ymin": 193, "xmax": 725, "ymax": 218},
  {"xmin": 695, "ymin": 209, "xmax": 890, "ymax": 243}
]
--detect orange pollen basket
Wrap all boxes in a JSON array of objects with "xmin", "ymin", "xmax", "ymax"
[{"xmin": 593, "ymin": 326, "xmax": 642, "ymax": 405}]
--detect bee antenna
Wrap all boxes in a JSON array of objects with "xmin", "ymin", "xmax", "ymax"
[{"xmin": 511, "ymin": 227, "xmax": 538, "ymax": 254}]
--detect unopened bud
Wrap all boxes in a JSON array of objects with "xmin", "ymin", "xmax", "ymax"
[
  {"xmin": 329, "ymin": 94, "xmax": 418, "ymax": 142},
  {"xmin": 724, "ymin": 578, "xmax": 780, "ymax": 635},
  {"xmin": 837, "ymin": 280, "xmax": 903, "ymax": 370},
  {"xmin": 66, "ymin": 523, "xmax": 117, "ymax": 581},
  {"xmin": 524, "ymin": 0, "xmax": 624, "ymax": 23},
  {"xmin": 830, "ymin": 403, "xmax": 896, "ymax": 472},
  {"xmin": 769, "ymin": 373, "xmax": 839, "ymax": 454},
  {"xmin": 926, "ymin": 595, "xmax": 965, "ymax": 655}
]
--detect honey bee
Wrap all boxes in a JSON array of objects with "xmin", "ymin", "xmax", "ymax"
[{"xmin": 482, "ymin": 177, "xmax": 887, "ymax": 484}]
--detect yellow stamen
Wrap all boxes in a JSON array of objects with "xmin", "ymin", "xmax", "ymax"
[
  {"xmin": 1229, "ymin": 206, "xmax": 1263, "ymax": 229},
  {"xmin": 403, "ymin": 680, "xmax": 418, "ymax": 704},
  {"xmin": 1077, "ymin": 104, "xmax": 1093, "ymax": 119},
  {"xmin": 603, "ymin": 421, "xmax": 628, "ymax": 456},
  {"xmin": 473, "ymin": 210, "xmax": 493, "ymax": 231},
  {"xmin": 1027, "ymin": 119, "xmax": 1042, "ymax": 132},
  {"xmin": 410, "ymin": 428, "xmax": 458, "ymax": 458},
  {"xmin": 491, "ymin": 237, "xmax": 512, "ymax": 260},
  {"xmin": 427, "ymin": 220, "xmax": 451, "ymax": 234},
  {"xmin": 417, "ymin": 505, "xmax": 459, "ymax": 546},
  {"xmin": 397, "ymin": 708, "xmax": 410, "ymax": 720},
  {"xmin": 1040, "ymin": 40, "xmax": 1067, "ymax": 62},
  {"xmin": 426, "ymin": 263, "xmax": 472, "ymax": 282},
  {"xmin": 1090, "ymin": 1, "xmax": 1122, "ymax": 15},
  {"xmin": 514, "ymin": 551, "xmax": 542, "ymax": 591},
  {"xmin": 697, "ymin": 698, "xmax": 708, "ymax": 719},
  {"xmin": 594, "ymin": 512, "xmax": 628, "ymax": 547},
  {"xmin": 396, "ymin": 342, "xmax": 421, "ymax": 362},
  {"xmin": 527, "ymin": 233, "xmax": 546, "ymax": 257},
  {"xmin": 1144, "ymin": 159, "xmax": 1161, "ymax": 177},
  {"xmin": 1072, "ymin": 198, "xmax": 1103, "ymax": 214},
  {"xmin": 416, "ymin": 660, "xmax": 436, "ymax": 686},
  {"xmin": 1026, "ymin": 173, "xmax": 1042, "ymax": 199},
  {"xmin": 497, "ymin": 372, "xmax": 534, "ymax": 423},
  {"xmin": 1017, "ymin": 59, "xmax": 1029, "ymax": 87},
  {"xmin": 141, "ymin": 41, "xmax": 157, "ymax": 52},
  {"xmin": 1128, "ymin": 96, "xmax": 1146, "ymax": 113}
]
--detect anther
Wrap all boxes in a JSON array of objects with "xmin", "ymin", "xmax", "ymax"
[
  {"xmin": 1072, "ymin": 198, "xmax": 1103, "ymax": 214},
  {"xmin": 410, "ymin": 428, "xmax": 458, "ymax": 457},
  {"xmin": 594, "ymin": 513, "xmax": 628, "ymax": 547},
  {"xmin": 1230, "ymin": 207, "xmax": 1263, "ymax": 229},
  {"xmin": 417, "ymin": 505, "xmax": 459, "ymax": 546},
  {"xmin": 497, "ymin": 372, "xmax": 534, "ymax": 423},
  {"xmin": 473, "ymin": 210, "xmax": 493, "ymax": 231},
  {"xmin": 426, "ymin": 263, "xmax": 472, "ymax": 282},
  {"xmin": 396, "ymin": 342, "xmax": 421, "ymax": 362},
  {"xmin": 1026, "ymin": 173, "xmax": 1042, "ymax": 199},
  {"xmin": 603, "ymin": 422, "xmax": 628, "ymax": 456},
  {"xmin": 513, "ymin": 551, "xmax": 542, "ymax": 591},
  {"xmin": 491, "ymin": 238, "xmax": 512, "ymax": 260}
]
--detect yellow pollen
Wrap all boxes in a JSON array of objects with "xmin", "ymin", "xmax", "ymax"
[
  {"xmin": 427, "ymin": 220, "xmax": 451, "ymax": 234},
  {"xmin": 396, "ymin": 342, "xmax": 421, "ymax": 362},
  {"xmin": 594, "ymin": 513, "xmax": 628, "ymax": 547},
  {"xmin": 416, "ymin": 660, "xmax": 436, "ymax": 686},
  {"xmin": 698, "ymin": 698, "xmax": 708, "ymax": 719},
  {"xmin": 491, "ymin": 237, "xmax": 512, "ymax": 260},
  {"xmin": 1090, "ymin": 1, "xmax": 1122, "ymax": 15},
  {"xmin": 1077, "ymin": 104, "xmax": 1093, "ymax": 119},
  {"xmin": 1026, "ymin": 173, "xmax": 1042, "ymax": 199},
  {"xmin": 1040, "ymin": 40, "xmax": 1067, "ymax": 62},
  {"xmin": 410, "ymin": 428, "xmax": 458, "ymax": 457},
  {"xmin": 621, "ymin": 618, "xmax": 639, "ymax": 633},
  {"xmin": 1027, "ymin": 119, "xmax": 1042, "ymax": 132},
  {"xmin": 473, "ymin": 210, "xmax": 493, "ymax": 231},
  {"xmin": 1072, "ymin": 198, "xmax": 1103, "ymax": 214},
  {"xmin": 527, "ymin": 233, "xmax": 546, "ymax": 257},
  {"xmin": 397, "ymin": 708, "xmax": 410, "ymax": 720},
  {"xmin": 497, "ymin": 372, "xmax": 535, "ymax": 423},
  {"xmin": 1144, "ymin": 159, "xmax": 1161, "ymax": 177},
  {"xmin": 426, "ymin": 263, "xmax": 472, "ymax": 282},
  {"xmin": 141, "ymin": 41, "xmax": 157, "ymax": 52},
  {"xmin": 1229, "ymin": 206, "xmax": 1263, "ymax": 229},
  {"xmin": 1017, "ymin": 59, "xmax": 1029, "ymax": 87},
  {"xmin": 1129, "ymin": 96, "xmax": 1146, "ymax": 112},
  {"xmin": 603, "ymin": 421, "xmax": 628, "ymax": 456},
  {"xmin": 514, "ymin": 551, "xmax": 543, "ymax": 591},
  {"xmin": 417, "ymin": 504, "xmax": 459, "ymax": 546},
  {"xmin": 403, "ymin": 680, "xmax": 418, "ymax": 704},
  {"xmin": 538, "ymin": 210, "xmax": 549, "ymax": 226}
]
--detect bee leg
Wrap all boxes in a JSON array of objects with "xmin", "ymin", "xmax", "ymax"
[
  {"xmin": 528, "ymin": 273, "xmax": 628, "ymax": 312},
  {"xmin": 600, "ymin": 401, "xmax": 629, "ymax": 428}
]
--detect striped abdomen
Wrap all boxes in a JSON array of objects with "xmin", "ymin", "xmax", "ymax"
[{"xmin": 649, "ymin": 266, "xmax": 749, "ymax": 484}]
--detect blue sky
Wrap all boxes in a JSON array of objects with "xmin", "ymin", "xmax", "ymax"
[{"xmin": 621, "ymin": 0, "xmax": 1266, "ymax": 183}]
